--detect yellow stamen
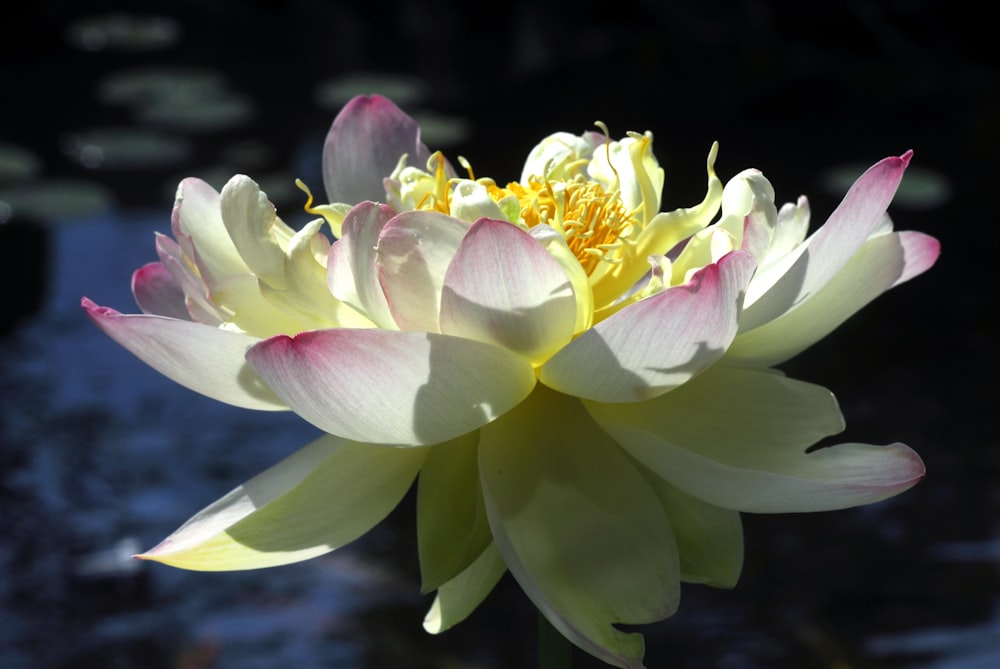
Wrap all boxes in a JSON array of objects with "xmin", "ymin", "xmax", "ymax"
[
  {"xmin": 295, "ymin": 178, "xmax": 318, "ymax": 213},
  {"xmin": 489, "ymin": 176, "xmax": 637, "ymax": 275}
]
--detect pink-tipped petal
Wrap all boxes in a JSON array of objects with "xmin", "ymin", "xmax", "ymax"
[
  {"xmin": 376, "ymin": 210, "xmax": 470, "ymax": 332},
  {"xmin": 741, "ymin": 152, "xmax": 912, "ymax": 330},
  {"xmin": 728, "ymin": 230, "xmax": 940, "ymax": 365},
  {"xmin": 246, "ymin": 329, "xmax": 536, "ymax": 446},
  {"xmin": 153, "ymin": 233, "xmax": 226, "ymax": 326},
  {"xmin": 323, "ymin": 94, "xmax": 432, "ymax": 204},
  {"xmin": 440, "ymin": 219, "xmax": 578, "ymax": 363},
  {"xmin": 540, "ymin": 250, "xmax": 757, "ymax": 403},
  {"xmin": 132, "ymin": 262, "xmax": 190, "ymax": 320},
  {"xmin": 81, "ymin": 298, "xmax": 286, "ymax": 411},
  {"xmin": 891, "ymin": 230, "xmax": 941, "ymax": 287}
]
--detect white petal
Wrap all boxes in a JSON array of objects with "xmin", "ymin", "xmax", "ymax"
[
  {"xmin": 220, "ymin": 175, "xmax": 293, "ymax": 289},
  {"xmin": 740, "ymin": 152, "xmax": 912, "ymax": 330},
  {"xmin": 416, "ymin": 431, "xmax": 492, "ymax": 592},
  {"xmin": 643, "ymin": 474, "xmax": 744, "ymax": 588},
  {"xmin": 375, "ymin": 210, "xmax": 469, "ymax": 332},
  {"xmin": 479, "ymin": 385, "xmax": 679, "ymax": 669},
  {"xmin": 423, "ymin": 543, "xmax": 507, "ymax": 634},
  {"xmin": 327, "ymin": 202, "xmax": 398, "ymax": 329},
  {"xmin": 246, "ymin": 328, "xmax": 536, "ymax": 446},
  {"xmin": 540, "ymin": 251, "xmax": 756, "ymax": 402},
  {"xmin": 587, "ymin": 365, "xmax": 925, "ymax": 513},
  {"xmin": 171, "ymin": 177, "xmax": 248, "ymax": 289},
  {"xmin": 82, "ymin": 298, "xmax": 285, "ymax": 411},
  {"xmin": 440, "ymin": 218, "xmax": 577, "ymax": 364},
  {"xmin": 139, "ymin": 435, "xmax": 427, "ymax": 570},
  {"xmin": 729, "ymin": 230, "xmax": 940, "ymax": 365}
]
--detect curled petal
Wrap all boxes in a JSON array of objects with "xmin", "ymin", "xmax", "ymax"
[
  {"xmin": 220, "ymin": 175, "xmax": 293, "ymax": 289},
  {"xmin": 520, "ymin": 131, "xmax": 604, "ymax": 183},
  {"xmin": 323, "ymin": 94, "xmax": 432, "ymax": 203},
  {"xmin": 139, "ymin": 435, "xmax": 427, "ymax": 570},
  {"xmin": 171, "ymin": 178, "xmax": 247, "ymax": 289},
  {"xmin": 81, "ymin": 298, "xmax": 285, "ymax": 411},
  {"xmin": 540, "ymin": 250, "xmax": 756, "ymax": 402},
  {"xmin": 587, "ymin": 365, "xmax": 925, "ymax": 513},
  {"xmin": 741, "ymin": 152, "xmax": 912, "ymax": 330},
  {"xmin": 154, "ymin": 232, "xmax": 226, "ymax": 325},
  {"xmin": 440, "ymin": 219, "xmax": 578, "ymax": 364},
  {"xmin": 327, "ymin": 202, "xmax": 397, "ymax": 329},
  {"xmin": 729, "ymin": 230, "xmax": 941, "ymax": 365},
  {"xmin": 246, "ymin": 329, "xmax": 536, "ymax": 446},
  {"xmin": 132, "ymin": 262, "xmax": 189, "ymax": 320},
  {"xmin": 479, "ymin": 385, "xmax": 679, "ymax": 669}
]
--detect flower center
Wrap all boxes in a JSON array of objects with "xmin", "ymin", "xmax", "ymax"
[{"xmin": 487, "ymin": 177, "xmax": 636, "ymax": 275}]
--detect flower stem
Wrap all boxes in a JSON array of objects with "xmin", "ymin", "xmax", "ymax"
[{"xmin": 538, "ymin": 611, "xmax": 572, "ymax": 669}]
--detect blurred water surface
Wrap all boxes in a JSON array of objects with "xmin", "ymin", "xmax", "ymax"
[{"xmin": 1, "ymin": 2, "xmax": 996, "ymax": 667}]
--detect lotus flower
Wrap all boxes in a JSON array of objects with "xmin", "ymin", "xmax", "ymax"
[{"xmin": 83, "ymin": 95, "xmax": 939, "ymax": 669}]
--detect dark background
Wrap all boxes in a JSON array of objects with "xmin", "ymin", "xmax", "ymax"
[{"xmin": 1, "ymin": 1, "xmax": 995, "ymax": 667}]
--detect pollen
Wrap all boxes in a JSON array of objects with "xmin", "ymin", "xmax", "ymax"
[{"xmin": 489, "ymin": 177, "xmax": 637, "ymax": 275}]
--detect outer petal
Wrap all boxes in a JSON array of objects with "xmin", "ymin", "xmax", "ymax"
[
  {"xmin": 479, "ymin": 385, "xmax": 680, "ymax": 669},
  {"xmin": 740, "ymin": 152, "xmax": 912, "ymax": 330},
  {"xmin": 417, "ymin": 430, "xmax": 492, "ymax": 592},
  {"xmin": 81, "ymin": 298, "xmax": 286, "ymax": 411},
  {"xmin": 376, "ymin": 210, "xmax": 470, "ymax": 332},
  {"xmin": 586, "ymin": 365, "xmax": 925, "ymax": 513},
  {"xmin": 246, "ymin": 329, "xmax": 536, "ymax": 446},
  {"xmin": 439, "ymin": 219, "xmax": 578, "ymax": 364},
  {"xmin": 540, "ymin": 250, "xmax": 756, "ymax": 402},
  {"xmin": 327, "ymin": 202, "xmax": 397, "ymax": 329},
  {"xmin": 728, "ymin": 230, "xmax": 940, "ymax": 365},
  {"xmin": 423, "ymin": 542, "xmax": 507, "ymax": 634},
  {"xmin": 323, "ymin": 94, "xmax": 432, "ymax": 204},
  {"xmin": 642, "ymin": 473, "xmax": 744, "ymax": 588},
  {"xmin": 138, "ymin": 434, "xmax": 427, "ymax": 570},
  {"xmin": 132, "ymin": 262, "xmax": 190, "ymax": 320}
]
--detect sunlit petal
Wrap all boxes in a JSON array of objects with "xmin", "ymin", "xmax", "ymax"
[
  {"xmin": 540, "ymin": 250, "xmax": 756, "ymax": 402},
  {"xmin": 423, "ymin": 543, "xmax": 507, "ymax": 634},
  {"xmin": 246, "ymin": 328, "xmax": 536, "ymax": 446},
  {"xmin": 81, "ymin": 298, "xmax": 285, "ymax": 410},
  {"xmin": 741, "ymin": 152, "xmax": 912, "ymax": 330},
  {"xmin": 480, "ymin": 385, "xmax": 679, "ymax": 669},
  {"xmin": 588, "ymin": 365, "xmax": 924, "ymax": 513},
  {"xmin": 376, "ymin": 210, "xmax": 470, "ymax": 332},
  {"xmin": 138, "ymin": 435, "xmax": 427, "ymax": 570},
  {"xmin": 326, "ymin": 202, "xmax": 397, "ymax": 329},
  {"xmin": 440, "ymin": 219, "xmax": 578, "ymax": 363},
  {"xmin": 729, "ymin": 230, "xmax": 941, "ymax": 365}
]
